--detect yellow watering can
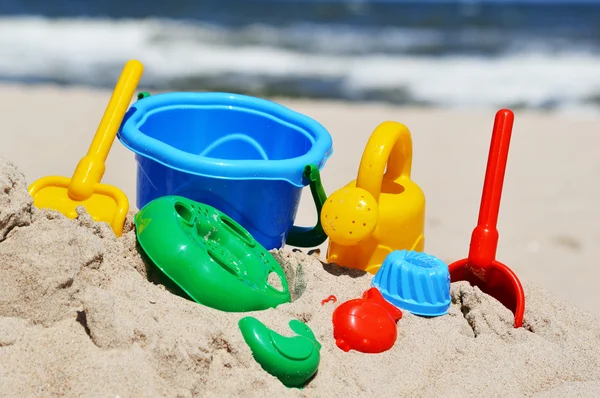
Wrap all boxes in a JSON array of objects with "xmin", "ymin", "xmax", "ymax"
[{"xmin": 321, "ymin": 121, "xmax": 425, "ymax": 274}]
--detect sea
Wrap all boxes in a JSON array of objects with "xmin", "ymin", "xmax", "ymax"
[{"xmin": 1, "ymin": 0, "xmax": 600, "ymax": 112}]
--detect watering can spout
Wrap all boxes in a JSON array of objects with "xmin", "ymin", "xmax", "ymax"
[{"xmin": 286, "ymin": 165, "xmax": 330, "ymax": 248}]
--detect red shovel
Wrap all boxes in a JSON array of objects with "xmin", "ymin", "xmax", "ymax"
[{"xmin": 448, "ymin": 109, "xmax": 525, "ymax": 328}]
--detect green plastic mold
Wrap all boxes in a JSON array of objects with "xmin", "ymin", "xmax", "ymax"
[
  {"xmin": 134, "ymin": 195, "xmax": 291, "ymax": 312},
  {"xmin": 238, "ymin": 316, "xmax": 321, "ymax": 388}
]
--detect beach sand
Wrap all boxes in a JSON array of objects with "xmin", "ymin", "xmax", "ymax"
[{"xmin": 1, "ymin": 84, "xmax": 600, "ymax": 396}]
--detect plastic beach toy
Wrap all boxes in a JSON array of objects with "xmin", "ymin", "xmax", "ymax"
[
  {"xmin": 134, "ymin": 195, "xmax": 291, "ymax": 312},
  {"xmin": 118, "ymin": 92, "xmax": 333, "ymax": 250},
  {"xmin": 239, "ymin": 317, "xmax": 321, "ymax": 388},
  {"xmin": 448, "ymin": 109, "xmax": 525, "ymax": 328},
  {"xmin": 321, "ymin": 121, "xmax": 425, "ymax": 274},
  {"xmin": 286, "ymin": 164, "xmax": 329, "ymax": 248},
  {"xmin": 28, "ymin": 59, "xmax": 143, "ymax": 236},
  {"xmin": 332, "ymin": 287, "xmax": 402, "ymax": 354},
  {"xmin": 372, "ymin": 250, "xmax": 451, "ymax": 317}
]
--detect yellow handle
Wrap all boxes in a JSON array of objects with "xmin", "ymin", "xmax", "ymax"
[
  {"xmin": 356, "ymin": 121, "xmax": 413, "ymax": 201},
  {"xmin": 68, "ymin": 60, "xmax": 144, "ymax": 201}
]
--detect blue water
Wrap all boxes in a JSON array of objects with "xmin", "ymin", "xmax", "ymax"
[{"xmin": 1, "ymin": 0, "xmax": 600, "ymax": 111}]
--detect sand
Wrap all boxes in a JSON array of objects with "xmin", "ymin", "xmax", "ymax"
[
  {"xmin": 1, "ymin": 155, "xmax": 600, "ymax": 397},
  {"xmin": 4, "ymin": 83, "xmax": 600, "ymax": 318},
  {"xmin": 2, "ymin": 83, "xmax": 600, "ymax": 396}
]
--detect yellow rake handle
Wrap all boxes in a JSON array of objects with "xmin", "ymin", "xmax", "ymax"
[{"xmin": 68, "ymin": 60, "xmax": 144, "ymax": 201}]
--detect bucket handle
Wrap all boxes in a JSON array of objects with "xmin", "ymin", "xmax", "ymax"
[
  {"xmin": 286, "ymin": 164, "xmax": 329, "ymax": 248},
  {"xmin": 356, "ymin": 121, "xmax": 413, "ymax": 201}
]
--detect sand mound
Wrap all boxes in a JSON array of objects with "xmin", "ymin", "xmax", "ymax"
[{"xmin": 1, "ymin": 157, "xmax": 600, "ymax": 397}]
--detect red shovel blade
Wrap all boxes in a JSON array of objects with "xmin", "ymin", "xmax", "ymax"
[
  {"xmin": 449, "ymin": 109, "xmax": 525, "ymax": 328},
  {"xmin": 449, "ymin": 258, "xmax": 525, "ymax": 328}
]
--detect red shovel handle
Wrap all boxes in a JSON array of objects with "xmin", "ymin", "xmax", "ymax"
[{"xmin": 467, "ymin": 109, "xmax": 514, "ymax": 267}]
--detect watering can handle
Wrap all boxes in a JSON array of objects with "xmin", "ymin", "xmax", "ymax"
[
  {"xmin": 356, "ymin": 122, "xmax": 413, "ymax": 201},
  {"xmin": 286, "ymin": 164, "xmax": 329, "ymax": 248},
  {"xmin": 68, "ymin": 60, "xmax": 144, "ymax": 201}
]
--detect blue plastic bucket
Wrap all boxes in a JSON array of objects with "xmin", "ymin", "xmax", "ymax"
[{"xmin": 118, "ymin": 92, "xmax": 333, "ymax": 250}]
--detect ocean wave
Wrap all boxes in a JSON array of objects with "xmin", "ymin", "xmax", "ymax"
[{"xmin": 1, "ymin": 16, "xmax": 600, "ymax": 112}]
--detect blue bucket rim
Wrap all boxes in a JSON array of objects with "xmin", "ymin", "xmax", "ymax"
[{"xmin": 117, "ymin": 92, "xmax": 333, "ymax": 188}]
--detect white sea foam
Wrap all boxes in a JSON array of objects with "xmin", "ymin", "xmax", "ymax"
[{"xmin": 1, "ymin": 16, "xmax": 599, "ymax": 112}]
